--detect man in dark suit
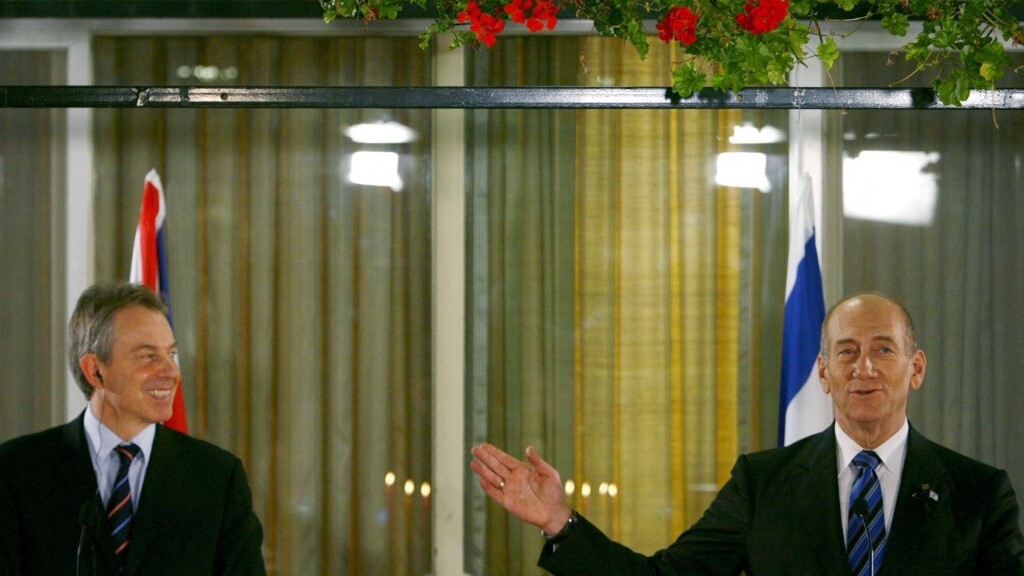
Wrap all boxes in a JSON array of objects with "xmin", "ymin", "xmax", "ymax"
[
  {"xmin": 471, "ymin": 293, "xmax": 1024, "ymax": 575},
  {"xmin": 0, "ymin": 282, "xmax": 265, "ymax": 576}
]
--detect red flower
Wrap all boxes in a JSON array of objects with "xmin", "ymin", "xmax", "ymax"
[
  {"xmin": 504, "ymin": 0, "xmax": 559, "ymax": 32},
  {"xmin": 656, "ymin": 5, "xmax": 699, "ymax": 46},
  {"xmin": 735, "ymin": 0, "xmax": 788, "ymax": 35},
  {"xmin": 504, "ymin": 0, "xmax": 530, "ymax": 23},
  {"xmin": 458, "ymin": 1, "xmax": 507, "ymax": 47}
]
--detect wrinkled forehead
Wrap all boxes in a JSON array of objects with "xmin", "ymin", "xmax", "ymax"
[{"xmin": 825, "ymin": 296, "xmax": 907, "ymax": 345}]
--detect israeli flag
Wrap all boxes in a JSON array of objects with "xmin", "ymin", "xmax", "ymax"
[{"xmin": 779, "ymin": 175, "xmax": 832, "ymax": 446}]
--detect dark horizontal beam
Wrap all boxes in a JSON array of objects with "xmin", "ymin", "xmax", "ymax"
[
  {"xmin": 3, "ymin": 1, "xmax": 1020, "ymax": 19},
  {"xmin": 0, "ymin": 1, "xmax": 326, "ymax": 18},
  {"xmin": 3, "ymin": 86, "xmax": 1024, "ymax": 109}
]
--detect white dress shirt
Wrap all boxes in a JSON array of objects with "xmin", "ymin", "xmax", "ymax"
[
  {"xmin": 84, "ymin": 405, "xmax": 156, "ymax": 510},
  {"xmin": 835, "ymin": 420, "xmax": 908, "ymax": 542}
]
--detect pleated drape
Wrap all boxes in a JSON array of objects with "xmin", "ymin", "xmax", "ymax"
[
  {"xmin": 0, "ymin": 51, "xmax": 65, "ymax": 439},
  {"xmin": 839, "ymin": 51, "xmax": 1024, "ymax": 512},
  {"xmin": 467, "ymin": 37, "xmax": 785, "ymax": 572},
  {"xmin": 92, "ymin": 36, "xmax": 433, "ymax": 576}
]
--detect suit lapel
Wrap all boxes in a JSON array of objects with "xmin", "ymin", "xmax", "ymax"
[
  {"xmin": 785, "ymin": 430, "xmax": 851, "ymax": 575},
  {"xmin": 63, "ymin": 414, "xmax": 120, "ymax": 572},
  {"xmin": 879, "ymin": 426, "xmax": 948, "ymax": 575},
  {"xmin": 126, "ymin": 425, "xmax": 182, "ymax": 575}
]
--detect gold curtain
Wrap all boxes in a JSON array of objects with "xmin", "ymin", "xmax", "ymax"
[
  {"xmin": 91, "ymin": 36, "xmax": 433, "ymax": 576},
  {"xmin": 571, "ymin": 40, "xmax": 751, "ymax": 552},
  {"xmin": 469, "ymin": 37, "xmax": 782, "ymax": 572}
]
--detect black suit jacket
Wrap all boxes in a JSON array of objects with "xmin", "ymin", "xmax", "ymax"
[
  {"xmin": 540, "ymin": 425, "xmax": 1024, "ymax": 575},
  {"xmin": 0, "ymin": 413, "xmax": 266, "ymax": 576}
]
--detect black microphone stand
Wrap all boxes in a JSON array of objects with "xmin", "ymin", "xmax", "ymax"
[
  {"xmin": 852, "ymin": 498, "xmax": 875, "ymax": 576},
  {"xmin": 77, "ymin": 499, "xmax": 106, "ymax": 576}
]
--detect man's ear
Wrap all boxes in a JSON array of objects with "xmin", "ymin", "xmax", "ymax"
[
  {"xmin": 817, "ymin": 355, "xmax": 831, "ymax": 394},
  {"xmin": 909, "ymin": 349, "xmax": 927, "ymax": 391},
  {"xmin": 79, "ymin": 354, "xmax": 104, "ymax": 391}
]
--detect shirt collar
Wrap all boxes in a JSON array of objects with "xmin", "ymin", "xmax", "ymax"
[
  {"xmin": 835, "ymin": 419, "xmax": 909, "ymax": 476},
  {"xmin": 84, "ymin": 404, "xmax": 157, "ymax": 463}
]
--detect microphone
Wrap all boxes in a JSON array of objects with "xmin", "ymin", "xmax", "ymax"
[
  {"xmin": 77, "ymin": 500, "xmax": 101, "ymax": 576},
  {"xmin": 851, "ymin": 498, "xmax": 875, "ymax": 576}
]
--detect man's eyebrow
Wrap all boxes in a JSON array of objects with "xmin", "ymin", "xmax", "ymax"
[
  {"xmin": 834, "ymin": 335, "xmax": 898, "ymax": 346},
  {"xmin": 129, "ymin": 342, "xmax": 178, "ymax": 353}
]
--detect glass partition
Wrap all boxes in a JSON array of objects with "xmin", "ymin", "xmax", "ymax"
[
  {"xmin": 839, "ymin": 51, "xmax": 1024, "ymax": 514},
  {"xmin": 0, "ymin": 49, "xmax": 66, "ymax": 439},
  {"xmin": 2, "ymin": 21, "xmax": 1021, "ymax": 576},
  {"xmin": 91, "ymin": 36, "xmax": 434, "ymax": 576},
  {"xmin": 464, "ymin": 37, "xmax": 790, "ymax": 574}
]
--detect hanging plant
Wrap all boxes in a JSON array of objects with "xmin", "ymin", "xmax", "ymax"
[{"xmin": 322, "ymin": 0, "xmax": 1024, "ymax": 106}]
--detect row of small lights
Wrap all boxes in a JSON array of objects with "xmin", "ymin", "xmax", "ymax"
[
  {"xmin": 381, "ymin": 473, "xmax": 618, "ymax": 500},
  {"xmin": 385, "ymin": 471, "xmax": 431, "ymax": 499},
  {"xmin": 565, "ymin": 479, "xmax": 619, "ymax": 498}
]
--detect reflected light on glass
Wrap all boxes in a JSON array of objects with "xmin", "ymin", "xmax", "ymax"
[
  {"xmin": 728, "ymin": 122, "xmax": 785, "ymax": 144},
  {"xmin": 564, "ymin": 479, "xmax": 576, "ymax": 496},
  {"xmin": 348, "ymin": 151, "xmax": 403, "ymax": 191},
  {"xmin": 420, "ymin": 482, "xmax": 431, "ymax": 498},
  {"xmin": 176, "ymin": 65, "xmax": 238, "ymax": 82},
  {"xmin": 843, "ymin": 151, "xmax": 939, "ymax": 226},
  {"xmin": 581, "ymin": 482, "xmax": 592, "ymax": 498},
  {"xmin": 715, "ymin": 152, "xmax": 771, "ymax": 192},
  {"xmin": 385, "ymin": 471, "xmax": 396, "ymax": 488},
  {"xmin": 345, "ymin": 121, "xmax": 417, "ymax": 144},
  {"xmin": 404, "ymin": 479, "xmax": 416, "ymax": 496}
]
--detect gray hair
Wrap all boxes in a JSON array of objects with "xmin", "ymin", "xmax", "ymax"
[{"xmin": 68, "ymin": 282, "xmax": 167, "ymax": 399}]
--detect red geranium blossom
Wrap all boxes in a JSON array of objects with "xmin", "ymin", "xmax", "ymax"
[
  {"xmin": 656, "ymin": 5, "xmax": 699, "ymax": 46},
  {"xmin": 735, "ymin": 0, "xmax": 788, "ymax": 35},
  {"xmin": 504, "ymin": 0, "xmax": 559, "ymax": 32},
  {"xmin": 458, "ymin": 1, "xmax": 507, "ymax": 46}
]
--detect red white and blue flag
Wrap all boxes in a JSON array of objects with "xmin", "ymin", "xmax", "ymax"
[
  {"xmin": 130, "ymin": 169, "xmax": 189, "ymax": 434},
  {"xmin": 779, "ymin": 175, "xmax": 831, "ymax": 446}
]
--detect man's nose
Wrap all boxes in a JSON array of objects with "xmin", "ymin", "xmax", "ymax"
[
  {"xmin": 159, "ymin": 354, "xmax": 181, "ymax": 379},
  {"xmin": 853, "ymin": 353, "xmax": 876, "ymax": 376}
]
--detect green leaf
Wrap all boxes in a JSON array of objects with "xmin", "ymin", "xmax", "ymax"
[
  {"xmin": 980, "ymin": 62, "xmax": 1003, "ymax": 83},
  {"xmin": 671, "ymin": 63, "xmax": 707, "ymax": 99},
  {"xmin": 935, "ymin": 68, "xmax": 972, "ymax": 106},
  {"xmin": 881, "ymin": 13, "xmax": 909, "ymax": 37},
  {"xmin": 975, "ymin": 41, "xmax": 1011, "ymax": 82},
  {"xmin": 323, "ymin": 8, "xmax": 338, "ymax": 23},
  {"xmin": 625, "ymin": 19, "xmax": 650, "ymax": 60},
  {"xmin": 817, "ymin": 37, "xmax": 840, "ymax": 69},
  {"xmin": 904, "ymin": 39, "xmax": 931, "ymax": 65}
]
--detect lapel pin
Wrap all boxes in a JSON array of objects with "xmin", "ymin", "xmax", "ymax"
[{"xmin": 919, "ymin": 483, "xmax": 939, "ymax": 502}]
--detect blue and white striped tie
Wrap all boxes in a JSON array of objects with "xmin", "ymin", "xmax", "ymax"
[{"xmin": 847, "ymin": 450, "xmax": 886, "ymax": 576}]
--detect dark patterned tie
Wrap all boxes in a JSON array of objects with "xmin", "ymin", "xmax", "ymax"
[
  {"xmin": 847, "ymin": 450, "xmax": 886, "ymax": 576},
  {"xmin": 107, "ymin": 443, "xmax": 141, "ymax": 572}
]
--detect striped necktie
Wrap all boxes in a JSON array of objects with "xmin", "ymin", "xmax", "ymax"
[
  {"xmin": 107, "ymin": 443, "xmax": 141, "ymax": 572},
  {"xmin": 847, "ymin": 450, "xmax": 886, "ymax": 576}
]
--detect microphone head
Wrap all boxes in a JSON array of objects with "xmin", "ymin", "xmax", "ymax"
[
  {"xmin": 79, "ymin": 500, "xmax": 100, "ymax": 528},
  {"xmin": 851, "ymin": 497, "xmax": 870, "ymax": 519}
]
